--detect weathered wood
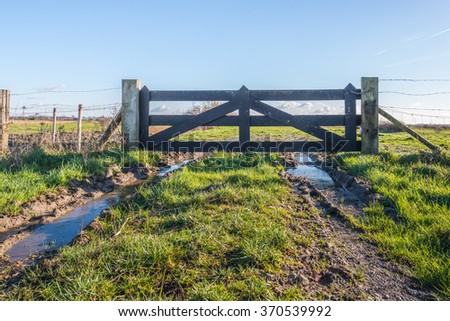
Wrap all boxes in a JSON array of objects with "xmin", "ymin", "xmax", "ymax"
[
  {"xmin": 122, "ymin": 79, "xmax": 141, "ymax": 150},
  {"xmin": 149, "ymin": 114, "xmax": 360, "ymax": 126},
  {"xmin": 150, "ymin": 90, "xmax": 236, "ymax": 101},
  {"xmin": 98, "ymin": 107, "xmax": 123, "ymax": 149},
  {"xmin": 77, "ymin": 104, "xmax": 83, "ymax": 152},
  {"xmin": 250, "ymin": 89, "xmax": 353, "ymax": 101},
  {"xmin": 148, "ymin": 89, "xmax": 361, "ymax": 102},
  {"xmin": 238, "ymin": 86, "xmax": 251, "ymax": 143},
  {"xmin": 0, "ymin": 90, "xmax": 10, "ymax": 154},
  {"xmin": 148, "ymin": 101, "xmax": 238, "ymax": 144},
  {"xmin": 140, "ymin": 84, "xmax": 363, "ymax": 153},
  {"xmin": 250, "ymin": 100, "xmax": 346, "ymax": 149},
  {"xmin": 361, "ymin": 77, "xmax": 379, "ymax": 154},
  {"xmin": 139, "ymin": 86, "xmax": 150, "ymax": 144},
  {"xmin": 141, "ymin": 140, "xmax": 360, "ymax": 152},
  {"xmin": 51, "ymin": 108, "xmax": 57, "ymax": 143},
  {"xmin": 379, "ymin": 108, "xmax": 439, "ymax": 151},
  {"xmin": 344, "ymin": 83, "xmax": 357, "ymax": 150}
]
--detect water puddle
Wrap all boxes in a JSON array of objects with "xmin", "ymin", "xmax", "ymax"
[
  {"xmin": 286, "ymin": 153, "xmax": 335, "ymax": 189},
  {"xmin": 156, "ymin": 160, "xmax": 192, "ymax": 178},
  {"xmin": 6, "ymin": 185, "xmax": 135, "ymax": 262},
  {"xmin": 5, "ymin": 161, "xmax": 192, "ymax": 262}
]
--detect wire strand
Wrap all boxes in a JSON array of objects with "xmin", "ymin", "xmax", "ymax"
[
  {"xmin": 379, "ymin": 90, "xmax": 450, "ymax": 96},
  {"xmin": 379, "ymin": 108, "xmax": 450, "ymax": 119},
  {"xmin": 380, "ymin": 105, "xmax": 450, "ymax": 112},
  {"xmin": 11, "ymin": 87, "xmax": 120, "ymax": 96},
  {"xmin": 380, "ymin": 78, "xmax": 450, "ymax": 82}
]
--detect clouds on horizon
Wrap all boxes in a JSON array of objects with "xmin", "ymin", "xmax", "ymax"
[
  {"xmin": 276, "ymin": 101, "xmax": 343, "ymax": 115},
  {"xmin": 149, "ymin": 101, "xmax": 344, "ymax": 115}
]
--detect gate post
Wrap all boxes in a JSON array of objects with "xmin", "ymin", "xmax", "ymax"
[
  {"xmin": 0, "ymin": 89, "xmax": 10, "ymax": 154},
  {"xmin": 122, "ymin": 79, "xmax": 141, "ymax": 150},
  {"xmin": 238, "ymin": 85, "xmax": 250, "ymax": 146},
  {"xmin": 361, "ymin": 77, "xmax": 379, "ymax": 154},
  {"xmin": 344, "ymin": 83, "xmax": 357, "ymax": 151},
  {"xmin": 139, "ymin": 86, "xmax": 150, "ymax": 148}
]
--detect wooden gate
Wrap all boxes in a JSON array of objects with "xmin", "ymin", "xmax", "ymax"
[{"xmin": 137, "ymin": 84, "xmax": 362, "ymax": 153}]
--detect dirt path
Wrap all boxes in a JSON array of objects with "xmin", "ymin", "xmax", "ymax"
[
  {"xmin": 0, "ymin": 153, "xmax": 435, "ymax": 300},
  {"xmin": 282, "ymin": 171, "xmax": 433, "ymax": 300}
]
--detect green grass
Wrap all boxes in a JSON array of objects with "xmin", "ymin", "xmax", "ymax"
[
  {"xmin": 0, "ymin": 148, "xmax": 160, "ymax": 216},
  {"xmin": 337, "ymin": 151, "xmax": 450, "ymax": 299},
  {"xmin": 8, "ymin": 120, "xmax": 104, "ymax": 135},
  {"xmin": 2, "ymin": 126, "xmax": 449, "ymax": 299},
  {"xmin": 179, "ymin": 126, "xmax": 450, "ymax": 156},
  {"xmin": 4, "ymin": 153, "xmax": 318, "ymax": 300},
  {"xmin": 178, "ymin": 126, "xmax": 343, "ymax": 141},
  {"xmin": 379, "ymin": 127, "xmax": 450, "ymax": 153}
]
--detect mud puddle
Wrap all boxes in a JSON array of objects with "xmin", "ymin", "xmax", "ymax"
[
  {"xmin": 4, "ymin": 161, "xmax": 192, "ymax": 262},
  {"xmin": 5, "ymin": 182, "xmax": 141, "ymax": 262},
  {"xmin": 286, "ymin": 153, "xmax": 335, "ymax": 189},
  {"xmin": 284, "ymin": 153, "xmax": 432, "ymax": 300},
  {"xmin": 285, "ymin": 152, "xmax": 366, "ymax": 217}
]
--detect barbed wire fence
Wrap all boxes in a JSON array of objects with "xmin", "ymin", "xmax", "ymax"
[
  {"xmin": 378, "ymin": 78, "xmax": 450, "ymax": 130},
  {"xmin": 5, "ymin": 87, "xmax": 124, "ymax": 154},
  {"xmin": 2, "ymin": 79, "xmax": 450, "ymax": 155}
]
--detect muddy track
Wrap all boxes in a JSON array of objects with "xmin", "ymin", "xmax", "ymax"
[
  {"xmin": 0, "ymin": 153, "xmax": 435, "ymax": 300},
  {"xmin": 0, "ymin": 152, "xmax": 204, "ymax": 260},
  {"xmin": 281, "ymin": 170, "xmax": 433, "ymax": 300}
]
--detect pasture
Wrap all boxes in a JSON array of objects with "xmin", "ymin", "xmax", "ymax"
[{"xmin": 0, "ymin": 125, "xmax": 448, "ymax": 300}]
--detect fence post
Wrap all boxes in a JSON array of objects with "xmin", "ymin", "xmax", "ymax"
[
  {"xmin": 122, "ymin": 79, "xmax": 141, "ymax": 150},
  {"xmin": 139, "ymin": 86, "xmax": 150, "ymax": 147},
  {"xmin": 344, "ymin": 83, "xmax": 357, "ymax": 151},
  {"xmin": 77, "ymin": 104, "xmax": 83, "ymax": 152},
  {"xmin": 52, "ymin": 108, "xmax": 57, "ymax": 144},
  {"xmin": 361, "ymin": 77, "xmax": 379, "ymax": 154},
  {"xmin": 238, "ymin": 85, "xmax": 250, "ymax": 146},
  {"xmin": 0, "ymin": 90, "xmax": 10, "ymax": 154}
]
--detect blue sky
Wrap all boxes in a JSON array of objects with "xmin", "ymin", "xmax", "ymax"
[{"xmin": 1, "ymin": 0, "xmax": 450, "ymax": 122}]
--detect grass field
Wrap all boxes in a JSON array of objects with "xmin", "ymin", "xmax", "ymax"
[
  {"xmin": 9, "ymin": 119, "xmax": 450, "ymax": 152},
  {"xmin": 8, "ymin": 120, "xmax": 106, "ymax": 135},
  {"xmin": 1, "ymin": 126, "xmax": 449, "ymax": 299},
  {"xmin": 4, "ymin": 154, "xmax": 315, "ymax": 300},
  {"xmin": 177, "ymin": 126, "xmax": 450, "ymax": 152}
]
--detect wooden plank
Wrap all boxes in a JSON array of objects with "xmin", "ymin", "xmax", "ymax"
[
  {"xmin": 344, "ymin": 83, "xmax": 357, "ymax": 150},
  {"xmin": 238, "ymin": 86, "xmax": 251, "ymax": 143},
  {"xmin": 250, "ymin": 100, "xmax": 346, "ymax": 147},
  {"xmin": 98, "ymin": 107, "xmax": 123, "ymax": 149},
  {"xmin": 149, "ymin": 89, "xmax": 362, "ymax": 101},
  {"xmin": 361, "ymin": 77, "xmax": 379, "ymax": 154},
  {"xmin": 379, "ymin": 108, "xmax": 439, "ymax": 151},
  {"xmin": 141, "ymin": 140, "xmax": 360, "ymax": 152},
  {"xmin": 148, "ymin": 100, "xmax": 239, "ymax": 144},
  {"xmin": 149, "ymin": 114, "xmax": 359, "ymax": 126},
  {"xmin": 139, "ymin": 86, "xmax": 150, "ymax": 143},
  {"xmin": 250, "ymin": 89, "xmax": 351, "ymax": 101},
  {"xmin": 150, "ymin": 90, "xmax": 236, "ymax": 101}
]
